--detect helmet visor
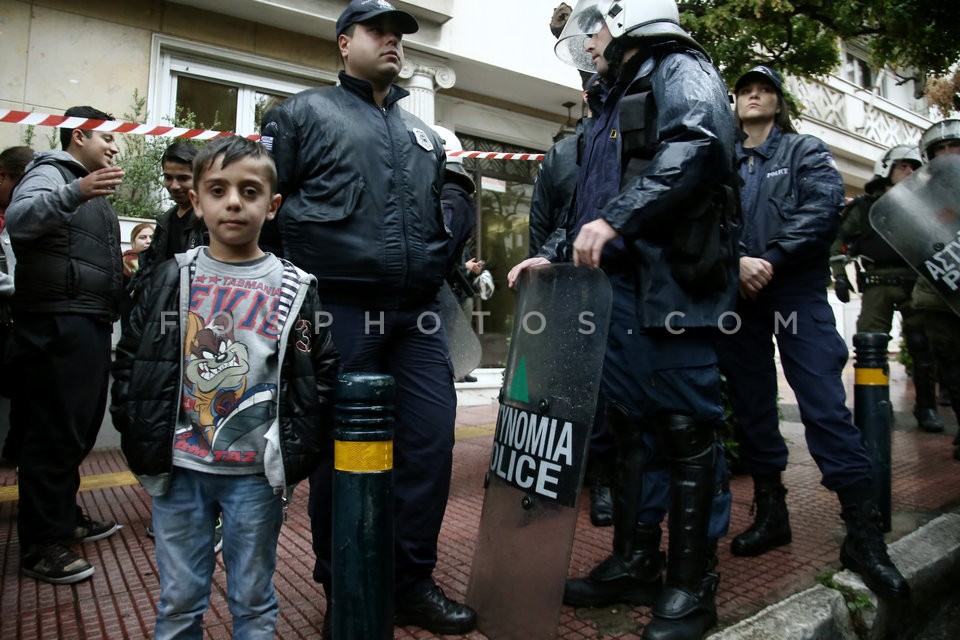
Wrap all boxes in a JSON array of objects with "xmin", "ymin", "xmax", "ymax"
[
  {"xmin": 555, "ymin": 1, "xmax": 612, "ymax": 72},
  {"xmin": 921, "ymin": 119, "xmax": 960, "ymax": 160}
]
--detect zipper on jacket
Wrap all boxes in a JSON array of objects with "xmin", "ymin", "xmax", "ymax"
[
  {"xmin": 748, "ymin": 155, "xmax": 755, "ymax": 174},
  {"xmin": 381, "ymin": 106, "xmax": 411, "ymax": 292}
]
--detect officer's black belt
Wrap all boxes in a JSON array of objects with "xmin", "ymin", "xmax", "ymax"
[{"xmin": 858, "ymin": 273, "xmax": 917, "ymax": 288}]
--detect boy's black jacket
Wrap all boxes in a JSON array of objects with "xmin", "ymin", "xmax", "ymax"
[{"xmin": 110, "ymin": 249, "xmax": 340, "ymax": 492}]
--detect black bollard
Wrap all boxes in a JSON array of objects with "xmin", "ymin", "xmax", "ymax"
[
  {"xmin": 852, "ymin": 332, "xmax": 892, "ymax": 532},
  {"xmin": 332, "ymin": 372, "xmax": 395, "ymax": 639}
]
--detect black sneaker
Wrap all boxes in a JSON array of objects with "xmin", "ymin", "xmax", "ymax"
[
  {"xmin": 213, "ymin": 515, "xmax": 223, "ymax": 554},
  {"xmin": 21, "ymin": 543, "xmax": 94, "ymax": 584},
  {"xmin": 73, "ymin": 513, "xmax": 118, "ymax": 543}
]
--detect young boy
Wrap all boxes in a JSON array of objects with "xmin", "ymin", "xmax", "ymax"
[
  {"xmin": 136, "ymin": 141, "xmax": 207, "ymax": 278},
  {"xmin": 111, "ymin": 135, "xmax": 340, "ymax": 637}
]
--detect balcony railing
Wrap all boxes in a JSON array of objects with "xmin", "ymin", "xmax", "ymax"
[{"xmin": 788, "ymin": 74, "xmax": 932, "ymax": 150}]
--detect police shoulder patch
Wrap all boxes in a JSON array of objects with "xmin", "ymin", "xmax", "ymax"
[{"xmin": 412, "ymin": 128, "xmax": 434, "ymax": 151}]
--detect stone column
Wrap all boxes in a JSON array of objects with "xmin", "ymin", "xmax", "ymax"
[{"xmin": 397, "ymin": 55, "xmax": 456, "ymax": 126}]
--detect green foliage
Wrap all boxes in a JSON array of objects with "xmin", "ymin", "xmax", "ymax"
[
  {"xmin": 678, "ymin": 1, "xmax": 960, "ymax": 109},
  {"xmin": 816, "ymin": 570, "xmax": 875, "ymax": 633},
  {"xmin": 19, "ymin": 123, "xmax": 58, "ymax": 151},
  {"xmin": 897, "ymin": 336, "xmax": 913, "ymax": 377},
  {"xmin": 109, "ymin": 89, "xmax": 210, "ymax": 220},
  {"xmin": 20, "ymin": 125, "xmax": 34, "ymax": 149},
  {"xmin": 718, "ymin": 373, "xmax": 744, "ymax": 473}
]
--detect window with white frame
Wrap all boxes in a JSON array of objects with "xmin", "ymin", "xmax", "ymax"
[
  {"xmin": 840, "ymin": 41, "xmax": 924, "ymax": 112},
  {"xmin": 843, "ymin": 50, "xmax": 874, "ymax": 90},
  {"xmin": 149, "ymin": 36, "xmax": 336, "ymax": 135}
]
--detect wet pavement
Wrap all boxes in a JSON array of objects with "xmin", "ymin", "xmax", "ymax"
[{"xmin": 1, "ymin": 360, "xmax": 958, "ymax": 638}]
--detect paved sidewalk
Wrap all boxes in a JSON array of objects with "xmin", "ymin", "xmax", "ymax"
[{"xmin": 1, "ymin": 362, "xmax": 958, "ymax": 638}]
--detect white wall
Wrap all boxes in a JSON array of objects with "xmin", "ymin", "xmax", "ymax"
[{"xmin": 442, "ymin": 0, "xmax": 579, "ymax": 90}]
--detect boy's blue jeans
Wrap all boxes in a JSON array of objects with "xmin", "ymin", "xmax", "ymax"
[{"xmin": 152, "ymin": 467, "xmax": 283, "ymax": 639}]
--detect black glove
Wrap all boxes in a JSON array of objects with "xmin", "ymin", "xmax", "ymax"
[{"xmin": 834, "ymin": 274, "xmax": 852, "ymax": 303}]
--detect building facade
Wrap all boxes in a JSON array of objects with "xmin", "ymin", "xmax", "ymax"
[{"xmin": 0, "ymin": 0, "xmax": 935, "ymax": 364}]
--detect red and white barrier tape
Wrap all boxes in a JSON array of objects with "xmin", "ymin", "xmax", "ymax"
[
  {"xmin": 0, "ymin": 109, "xmax": 258, "ymax": 141},
  {"xmin": 0, "ymin": 108, "xmax": 545, "ymax": 161},
  {"xmin": 446, "ymin": 150, "xmax": 544, "ymax": 161}
]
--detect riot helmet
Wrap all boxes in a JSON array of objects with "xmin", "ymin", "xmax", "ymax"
[
  {"xmin": 920, "ymin": 119, "xmax": 960, "ymax": 160},
  {"xmin": 432, "ymin": 124, "xmax": 475, "ymax": 193},
  {"xmin": 865, "ymin": 144, "xmax": 922, "ymax": 193},
  {"xmin": 555, "ymin": 0, "xmax": 702, "ymax": 73}
]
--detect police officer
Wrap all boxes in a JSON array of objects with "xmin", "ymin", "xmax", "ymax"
[
  {"xmin": 911, "ymin": 118, "xmax": 960, "ymax": 460},
  {"xmin": 259, "ymin": 0, "xmax": 476, "ymax": 635},
  {"xmin": 527, "ymin": 78, "xmax": 596, "ymax": 262},
  {"xmin": 434, "ymin": 125, "xmax": 485, "ymax": 382},
  {"xmin": 521, "ymin": 83, "xmax": 619, "ymax": 527},
  {"xmin": 832, "ymin": 145, "xmax": 944, "ymax": 433},
  {"xmin": 716, "ymin": 65, "xmax": 909, "ymax": 600},
  {"xmin": 433, "ymin": 126, "xmax": 479, "ymax": 309},
  {"xmin": 512, "ymin": 1, "xmax": 741, "ymax": 637}
]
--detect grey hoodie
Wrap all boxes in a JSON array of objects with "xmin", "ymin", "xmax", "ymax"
[{"xmin": 5, "ymin": 150, "xmax": 121, "ymax": 320}]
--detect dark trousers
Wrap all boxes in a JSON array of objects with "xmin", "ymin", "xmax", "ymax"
[
  {"xmin": 716, "ymin": 283, "xmax": 871, "ymax": 491},
  {"xmin": 308, "ymin": 300, "xmax": 457, "ymax": 596},
  {"xmin": 585, "ymin": 393, "xmax": 617, "ymax": 478},
  {"xmin": 14, "ymin": 313, "xmax": 112, "ymax": 545},
  {"xmin": 602, "ymin": 272, "xmax": 730, "ymax": 538}
]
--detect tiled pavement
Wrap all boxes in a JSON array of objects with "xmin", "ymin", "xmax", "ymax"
[{"xmin": 1, "ymin": 361, "xmax": 958, "ymax": 639}]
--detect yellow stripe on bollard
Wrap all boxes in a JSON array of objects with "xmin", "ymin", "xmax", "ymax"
[
  {"xmin": 855, "ymin": 368, "xmax": 889, "ymax": 386},
  {"xmin": 334, "ymin": 440, "xmax": 393, "ymax": 472}
]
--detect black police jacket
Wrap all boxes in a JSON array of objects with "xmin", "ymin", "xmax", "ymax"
[
  {"xmin": 137, "ymin": 204, "xmax": 208, "ymax": 275},
  {"xmin": 737, "ymin": 127, "xmax": 845, "ymax": 288},
  {"xmin": 597, "ymin": 47, "xmax": 740, "ymax": 329},
  {"xmin": 110, "ymin": 249, "xmax": 340, "ymax": 495},
  {"xmin": 833, "ymin": 195, "xmax": 904, "ymax": 268},
  {"xmin": 130, "ymin": 204, "xmax": 209, "ymax": 301},
  {"xmin": 260, "ymin": 72, "xmax": 449, "ymax": 310},
  {"xmin": 529, "ymin": 118, "xmax": 593, "ymax": 259}
]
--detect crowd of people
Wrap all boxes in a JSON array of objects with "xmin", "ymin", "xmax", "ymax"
[{"xmin": 0, "ymin": 0, "xmax": 957, "ymax": 638}]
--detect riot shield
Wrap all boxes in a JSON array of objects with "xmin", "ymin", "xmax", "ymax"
[
  {"xmin": 870, "ymin": 154, "xmax": 960, "ymax": 316},
  {"xmin": 466, "ymin": 263, "xmax": 612, "ymax": 640},
  {"xmin": 439, "ymin": 282, "xmax": 482, "ymax": 380}
]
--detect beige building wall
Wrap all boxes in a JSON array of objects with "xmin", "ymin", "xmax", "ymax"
[
  {"xmin": 0, "ymin": 0, "xmax": 340, "ymax": 150},
  {"xmin": 0, "ymin": 1, "xmax": 935, "ymax": 188}
]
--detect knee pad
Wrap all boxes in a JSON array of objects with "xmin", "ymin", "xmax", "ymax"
[
  {"xmin": 901, "ymin": 325, "xmax": 932, "ymax": 359},
  {"xmin": 655, "ymin": 414, "xmax": 714, "ymax": 463},
  {"xmin": 605, "ymin": 401, "xmax": 649, "ymax": 451}
]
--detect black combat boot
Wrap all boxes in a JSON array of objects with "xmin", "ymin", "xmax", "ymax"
[
  {"xmin": 903, "ymin": 327, "xmax": 945, "ymax": 433},
  {"xmin": 586, "ymin": 452, "xmax": 615, "ymax": 527},
  {"xmin": 565, "ymin": 405, "xmax": 662, "ymax": 606},
  {"xmin": 643, "ymin": 415, "xmax": 719, "ymax": 640},
  {"xmin": 912, "ymin": 361, "xmax": 944, "ymax": 433},
  {"xmin": 589, "ymin": 483, "xmax": 614, "ymax": 527},
  {"xmin": 564, "ymin": 523, "xmax": 664, "ymax": 606},
  {"xmin": 643, "ymin": 572, "xmax": 719, "ymax": 640},
  {"xmin": 730, "ymin": 476, "xmax": 791, "ymax": 557},
  {"xmin": 839, "ymin": 500, "xmax": 910, "ymax": 599}
]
